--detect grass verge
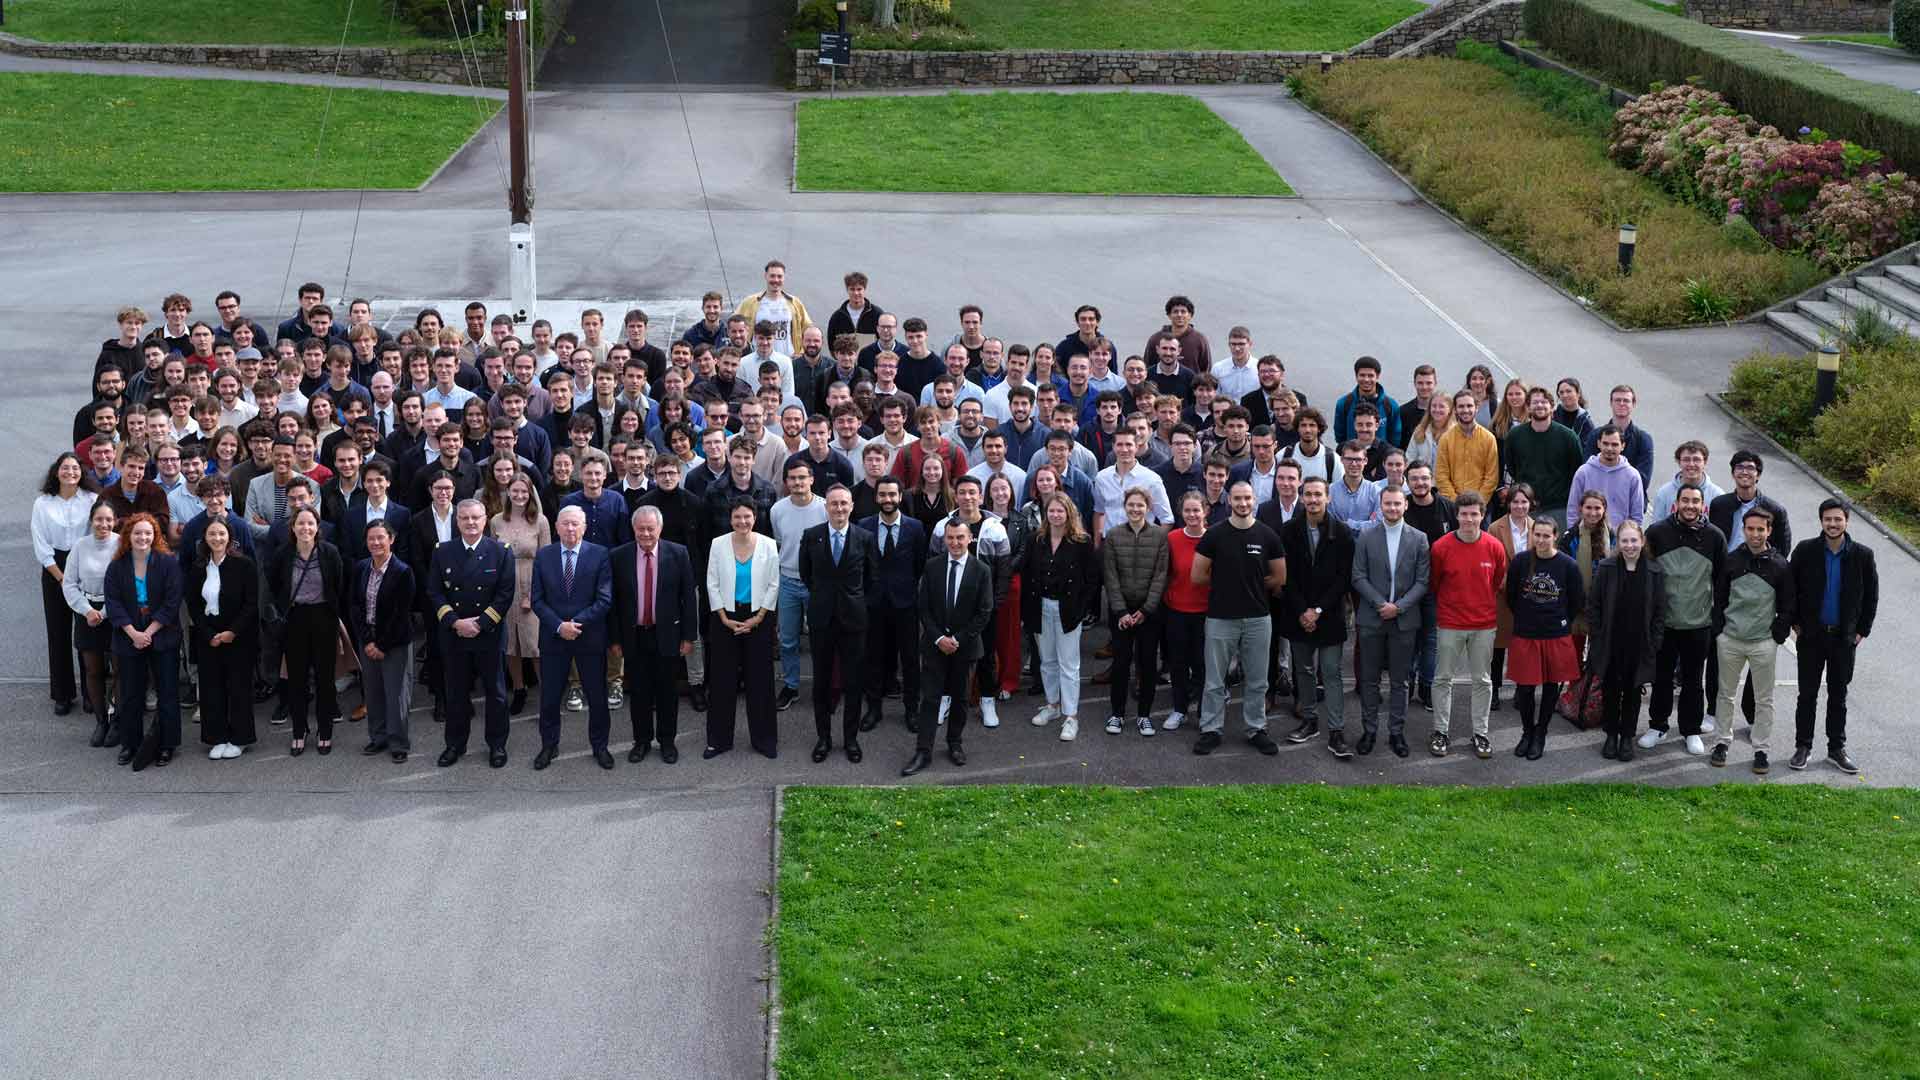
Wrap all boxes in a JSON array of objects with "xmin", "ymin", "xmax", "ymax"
[
  {"xmin": 794, "ymin": 92, "xmax": 1292, "ymax": 196},
  {"xmin": 1803, "ymin": 32, "xmax": 1904, "ymax": 48},
  {"xmin": 2, "ymin": 0, "xmax": 439, "ymax": 47},
  {"xmin": 776, "ymin": 784, "xmax": 1919, "ymax": 1080},
  {"xmin": 1728, "ymin": 335, "xmax": 1920, "ymax": 531},
  {"xmin": 1292, "ymin": 51, "xmax": 1823, "ymax": 326},
  {"xmin": 955, "ymin": 0, "xmax": 1424, "ymax": 52},
  {"xmin": 0, "ymin": 72, "xmax": 498, "ymax": 192}
]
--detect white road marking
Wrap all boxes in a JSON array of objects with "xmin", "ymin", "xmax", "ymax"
[{"xmin": 1322, "ymin": 216, "xmax": 1514, "ymax": 380}]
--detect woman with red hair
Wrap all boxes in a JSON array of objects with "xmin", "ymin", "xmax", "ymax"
[{"xmin": 104, "ymin": 512, "xmax": 183, "ymax": 770}]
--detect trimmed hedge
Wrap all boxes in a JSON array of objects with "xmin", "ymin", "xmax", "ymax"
[
  {"xmin": 1898, "ymin": 0, "xmax": 1920, "ymax": 52},
  {"xmin": 1524, "ymin": 0, "xmax": 1920, "ymax": 169}
]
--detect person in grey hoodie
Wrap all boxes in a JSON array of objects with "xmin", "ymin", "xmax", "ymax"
[{"xmin": 1565, "ymin": 425, "xmax": 1645, "ymax": 530}]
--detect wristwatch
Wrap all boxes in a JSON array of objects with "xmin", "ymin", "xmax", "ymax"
[{"xmin": 1311, "ymin": 607, "xmax": 1323, "ymax": 616}]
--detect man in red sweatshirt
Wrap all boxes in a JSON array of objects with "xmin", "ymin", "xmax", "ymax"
[{"xmin": 1426, "ymin": 489, "xmax": 1508, "ymax": 759}]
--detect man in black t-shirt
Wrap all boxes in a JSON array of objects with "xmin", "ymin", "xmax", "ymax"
[{"xmin": 1190, "ymin": 480, "xmax": 1287, "ymax": 757}]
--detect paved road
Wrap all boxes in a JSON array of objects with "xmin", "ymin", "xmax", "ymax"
[
  {"xmin": 4, "ymin": 85, "xmax": 1914, "ymax": 1079},
  {"xmin": 1732, "ymin": 32, "xmax": 1920, "ymax": 92},
  {"xmin": 540, "ymin": 0, "xmax": 786, "ymax": 86}
]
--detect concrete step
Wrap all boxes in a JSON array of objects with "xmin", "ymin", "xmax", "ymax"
[
  {"xmin": 1883, "ymin": 263, "xmax": 1920, "ymax": 292},
  {"xmin": 1796, "ymin": 298, "xmax": 1851, "ymax": 336},
  {"xmin": 1765, "ymin": 310, "xmax": 1829, "ymax": 352},
  {"xmin": 1852, "ymin": 274, "xmax": 1920, "ymax": 322},
  {"xmin": 1827, "ymin": 286, "xmax": 1920, "ymax": 337}
]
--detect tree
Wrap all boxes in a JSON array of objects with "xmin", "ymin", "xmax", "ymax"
[{"xmin": 876, "ymin": 0, "xmax": 897, "ymax": 27}]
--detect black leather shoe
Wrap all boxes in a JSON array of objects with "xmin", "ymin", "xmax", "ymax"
[
  {"xmin": 594, "ymin": 748, "xmax": 615, "ymax": 770},
  {"xmin": 89, "ymin": 720, "xmax": 109, "ymax": 747},
  {"xmin": 1615, "ymin": 739, "xmax": 1634, "ymax": 762},
  {"xmin": 901, "ymin": 749, "xmax": 932, "ymax": 776},
  {"xmin": 1601, "ymin": 733, "xmax": 1620, "ymax": 759},
  {"xmin": 391, "ymin": 749, "xmax": 410, "ymax": 763},
  {"xmin": 362, "ymin": 741, "xmax": 388, "ymax": 756},
  {"xmin": 947, "ymin": 743, "xmax": 966, "ymax": 766},
  {"xmin": 1389, "ymin": 733, "xmax": 1410, "ymax": 758},
  {"xmin": 1354, "ymin": 731, "xmax": 1375, "ymax": 756},
  {"xmin": 702, "ymin": 745, "xmax": 727, "ymax": 760},
  {"xmin": 1193, "ymin": 731, "xmax": 1222, "ymax": 755},
  {"xmin": 628, "ymin": 743, "xmax": 650, "ymax": 764},
  {"xmin": 1526, "ymin": 730, "xmax": 1545, "ymax": 761},
  {"xmin": 776, "ymin": 686, "xmax": 799, "ymax": 711},
  {"xmin": 859, "ymin": 701, "xmax": 880, "ymax": 732},
  {"xmin": 533, "ymin": 745, "xmax": 557, "ymax": 770},
  {"xmin": 811, "ymin": 737, "xmax": 831, "ymax": 763},
  {"xmin": 688, "ymin": 685, "xmax": 708, "ymax": 713},
  {"xmin": 437, "ymin": 747, "xmax": 462, "ymax": 767},
  {"xmin": 489, "ymin": 749, "xmax": 509, "ymax": 769},
  {"xmin": 1285, "ymin": 720, "xmax": 1319, "ymax": 744},
  {"xmin": 1248, "ymin": 731, "xmax": 1279, "ymax": 756},
  {"xmin": 1328, "ymin": 732, "xmax": 1354, "ymax": 760},
  {"xmin": 53, "ymin": 699, "xmax": 74, "ymax": 717},
  {"xmin": 845, "ymin": 740, "xmax": 862, "ymax": 764},
  {"xmin": 510, "ymin": 689, "xmax": 527, "ymax": 716},
  {"xmin": 660, "ymin": 744, "xmax": 679, "ymax": 764},
  {"xmin": 155, "ymin": 748, "xmax": 173, "ymax": 766}
]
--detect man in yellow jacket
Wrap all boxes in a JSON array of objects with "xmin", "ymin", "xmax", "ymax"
[
  {"xmin": 734, "ymin": 259, "xmax": 813, "ymax": 356},
  {"xmin": 1436, "ymin": 388, "xmax": 1498, "ymax": 502}
]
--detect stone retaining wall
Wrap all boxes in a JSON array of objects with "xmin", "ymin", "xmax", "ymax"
[
  {"xmin": 1348, "ymin": 0, "xmax": 1483, "ymax": 57},
  {"xmin": 1683, "ymin": 0, "xmax": 1892, "ymax": 31}
]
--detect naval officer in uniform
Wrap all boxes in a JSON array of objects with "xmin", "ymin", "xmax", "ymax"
[{"xmin": 429, "ymin": 498, "xmax": 517, "ymax": 768}]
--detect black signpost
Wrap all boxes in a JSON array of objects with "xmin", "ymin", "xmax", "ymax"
[{"xmin": 819, "ymin": 31, "xmax": 851, "ymax": 95}]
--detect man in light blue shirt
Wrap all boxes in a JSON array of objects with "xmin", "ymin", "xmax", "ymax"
[{"xmin": 1328, "ymin": 440, "xmax": 1382, "ymax": 532}]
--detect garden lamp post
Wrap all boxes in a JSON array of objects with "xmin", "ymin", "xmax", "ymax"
[
  {"xmin": 1617, "ymin": 223, "xmax": 1637, "ymax": 276},
  {"xmin": 1814, "ymin": 342, "xmax": 1841, "ymax": 414}
]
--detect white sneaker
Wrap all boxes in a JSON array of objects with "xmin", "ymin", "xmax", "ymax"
[
  {"xmin": 1137, "ymin": 716, "xmax": 1156, "ymax": 737},
  {"xmin": 1699, "ymin": 716, "xmax": 1717, "ymax": 735},
  {"xmin": 1162, "ymin": 711, "xmax": 1186, "ymax": 731},
  {"xmin": 208, "ymin": 743, "xmax": 227, "ymax": 760},
  {"xmin": 1060, "ymin": 716, "xmax": 1079, "ymax": 741},
  {"xmin": 1685, "ymin": 735, "xmax": 1707, "ymax": 756},
  {"xmin": 1033, "ymin": 704, "xmax": 1059, "ymax": 727},
  {"xmin": 979, "ymin": 698, "xmax": 999, "ymax": 728},
  {"xmin": 608, "ymin": 677, "xmax": 625, "ymax": 710},
  {"xmin": 1105, "ymin": 715, "xmax": 1124, "ymax": 735},
  {"xmin": 226, "ymin": 743, "xmax": 245, "ymax": 759},
  {"xmin": 1637, "ymin": 728, "xmax": 1666, "ymax": 749},
  {"xmin": 937, "ymin": 696, "xmax": 950, "ymax": 726},
  {"xmin": 564, "ymin": 687, "xmax": 585, "ymax": 712}
]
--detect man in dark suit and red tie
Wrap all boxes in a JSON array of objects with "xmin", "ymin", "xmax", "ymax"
[
  {"xmin": 902, "ymin": 517, "xmax": 996, "ymax": 776},
  {"xmin": 530, "ymin": 505, "xmax": 615, "ymax": 770},
  {"xmin": 612, "ymin": 505, "xmax": 699, "ymax": 764},
  {"xmin": 799, "ymin": 484, "xmax": 876, "ymax": 764}
]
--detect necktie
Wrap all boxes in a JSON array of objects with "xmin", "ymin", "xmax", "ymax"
[
  {"xmin": 563, "ymin": 548, "xmax": 575, "ymax": 595},
  {"xmin": 640, "ymin": 548, "xmax": 654, "ymax": 626},
  {"xmin": 378, "ymin": 410, "xmax": 389, "ymax": 438},
  {"xmin": 948, "ymin": 559, "xmax": 961, "ymax": 609},
  {"xmin": 882, "ymin": 523, "xmax": 894, "ymax": 558},
  {"xmin": 831, "ymin": 529, "xmax": 843, "ymax": 565}
]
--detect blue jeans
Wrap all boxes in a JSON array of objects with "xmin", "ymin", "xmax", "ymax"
[{"xmin": 777, "ymin": 576, "xmax": 809, "ymax": 690}]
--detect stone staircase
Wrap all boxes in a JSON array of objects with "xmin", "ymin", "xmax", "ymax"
[{"xmin": 1766, "ymin": 253, "xmax": 1920, "ymax": 351}]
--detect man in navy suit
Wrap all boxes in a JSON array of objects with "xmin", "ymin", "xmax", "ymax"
[
  {"xmin": 612, "ymin": 506, "xmax": 699, "ymax": 764},
  {"xmin": 902, "ymin": 517, "xmax": 996, "ymax": 776},
  {"xmin": 338, "ymin": 460, "xmax": 411, "ymax": 564},
  {"xmin": 799, "ymin": 484, "xmax": 877, "ymax": 764},
  {"xmin": 530, "ymin": 505, "xmax": 616, "ymax": 769},
  {"xmin": 428, "ymin": 499, "xmax": 518, "ymax": 768},
  {"xmin": 857, "ymin": 476, "xmax": 925, "ymax": 732}
]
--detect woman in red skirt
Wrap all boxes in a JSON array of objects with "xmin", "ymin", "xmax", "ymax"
[{"xmin": 1504, "ymin": 518, "xmax": 1586, "ymax": 760}]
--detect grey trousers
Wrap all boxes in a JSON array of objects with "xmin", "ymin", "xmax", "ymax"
[
  {"xmin": 1289, "ymin": 641, "xmax": 1346, "ymax": 731},
  {"xmin": 1202, "ymin": 616, "xmax": 1270, "ymax": 734},
  {"xmin": 360, "ymin": 640, "xmax": 415, "ymax": 751},
  {"xmin": 1356, "ymin": 623, "xmax": 1417, "ymax": 736}
]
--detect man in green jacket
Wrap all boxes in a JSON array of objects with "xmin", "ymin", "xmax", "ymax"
[
  {"xmin": 1640, "ymin": 484, "xmax": 1727, "ymax": 755},
  {"xmin": 1710, "ymin": 506, "xmax": 1794, "ymax": 773},
  {"xmin": 1504, "ymin": 386, "xmax": 1585, "ymax": 528}
]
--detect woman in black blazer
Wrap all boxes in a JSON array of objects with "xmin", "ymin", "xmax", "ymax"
[
  {"xmin": 269, "ymin": 506, "xmax": 347, "ymax": 755},
  {"xmin": 1021, "ymin": 493, "xmax": 1101, "ymax": 740},
  {"xmin": 186, "ymin": 518, "xmax": 259, "ymax": 760},
  {"xmin": 103, "ymin": 512, "xmax": 184, "ymax": 770}
]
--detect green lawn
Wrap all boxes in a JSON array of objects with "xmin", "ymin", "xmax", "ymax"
[
  {"xmin": 952, "ymin": 0, "xmax": 1425, "ymax": 51},
  {"xmin": 795, "ymin": 93, "xmax": 1292, "ymax": 196},
  {"xmin": 1804, "ymin": 32, "xmax": 1904, "ymax": 48},
  {"xmin": 0, "ymin": 73, "xmax": 498, "ymax": 191},
  {"xmin": 2, "ymin": 0, "xmax": 441, "ymax": 46},
  {"xmin": 776, "ymin": 784, "xmax": 1920, "ymax": 1079}
]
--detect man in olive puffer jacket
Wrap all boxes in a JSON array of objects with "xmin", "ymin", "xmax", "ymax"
[{"xmin": 1709, "ymin": 504, "xmax": 1794, "ymax": 773}]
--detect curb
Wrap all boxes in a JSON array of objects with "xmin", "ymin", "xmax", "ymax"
[
  {"xmin": 1706, "ymin": 391, "xmax": 1920, "ymax": 563},
  {"xmin": 417, "ymin": 97, "xmax": 508, "ymax": 191},
  {"xmin": 764, "ymin": 783, "xmax": 786, "ymax": 1080}
]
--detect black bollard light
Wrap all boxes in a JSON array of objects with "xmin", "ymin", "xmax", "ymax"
[
  {"xmin": 1617, "ymin": 223, "xmax": 1637, "ymax": 275},
  {"xmin": 1814, "ymin": 342, "xmax": 1841, "ymax": 414}
]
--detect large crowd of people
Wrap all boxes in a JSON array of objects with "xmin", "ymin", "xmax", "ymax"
[{"xmin": 30, "ymin": 264, "xmax": 1880, "ymax": 777}]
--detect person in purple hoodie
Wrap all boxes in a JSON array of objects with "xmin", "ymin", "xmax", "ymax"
[{"xmin": 1565, "ymin": 425, "xmax": 1645, "ymax": 529}]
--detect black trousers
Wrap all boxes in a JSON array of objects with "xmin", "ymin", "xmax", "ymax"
[
  {"xmin": 1795, "ymin": 628, "xmax": 1857, "ymax": 752},
  {"xmin": 41, "ymin": 555, "xmax": 76, "ymax": 704},
  {"xmin": 1109, "ymin": 610, "xmax": 1161, "ymax": 719},
  {"xmin": 118, "ymin": 645, "xmax": 181, "ymax": 753},
  {"xmin": 283, "ymin": 604, "xmax": 339, "ymax": 741},
  {"xmin": 707, "ymin": 608, "xmax": 776, "ymax": 754},
  {"xmin": 1600, "ymin": 676, "xmax": 1643, "ymax": 739},
  {"xmin": 866, "ymin": 605, "xmax": 919, "ymax": 717},
  {"xmin": 1648, "ymin": 626, "xmax": 1710, "ymax": 735},
  {"xmin": 812, "ymin": 623, "xmax": 866, "ymax": 744},
  {"xmin": 1164, "ymin": 609, "xmax": 1206, "ymax": 714},
  {"xmin": 199, "ymin": 642, "xmax": 258, "ymax": 747},
  {"xmin": 443, "ymin": 640, "xmax": 510, "ymax": 753},
  {"xmin": 917, "ymin": 646, "xmax": 972, "ymax": 751},
  {"xmin": 626, "ymin": 628, "xmax": 683, "ymax": 749}
]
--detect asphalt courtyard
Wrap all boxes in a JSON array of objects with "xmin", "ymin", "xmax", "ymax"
[{"xmin": 4, "ymin": 83, "xmax": 1915, "ymax": 1079}]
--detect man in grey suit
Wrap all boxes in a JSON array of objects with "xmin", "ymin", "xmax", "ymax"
[{"xmin": 1351, "ymin": 483, "xmax": 1430, "ymax": 757}]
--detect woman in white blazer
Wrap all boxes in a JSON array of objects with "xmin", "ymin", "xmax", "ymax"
[{"xmin": 704, "ymin": 498, "xmax": 782, "ymax": 759}]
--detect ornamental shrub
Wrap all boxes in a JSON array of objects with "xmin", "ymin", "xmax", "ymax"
[{"xmin": 1895, "ymin": 0, "xmax": 1920, "ymax": 53}]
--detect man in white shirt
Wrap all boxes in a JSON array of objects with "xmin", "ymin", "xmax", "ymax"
[
  {"xmin": 863, "ymin": 399, "xmax": 917, "ymax": 474},
  {"xmin": 982, "ymin": 344, "xmax": 1035, "ymax": 425},
  {"xmin": 214, "ymin": 369, "xmax": 259, "ymax": 431},
  {"xmin": 1093, "ymin": 431, "xmax": 1172, "ymax": 539},
  {"xmin": 423, "ymin": 353, "xmax": 476, "ymax": 411},
  {"xmin": 754, "ymin": 403, "xmax": 808, "ymax": 486},
  {"xmin": 918, "ymin": 343, "xmax": 986, "ymax": 411},
  {"xmin": 1210, "ymin": 326, "xmax": 1261, "ymax": 401}
]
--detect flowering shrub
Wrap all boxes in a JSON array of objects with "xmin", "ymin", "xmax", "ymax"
[{"xmin": 1611, "ymin": 83, "xmax": 1920, "ymax": 269}]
